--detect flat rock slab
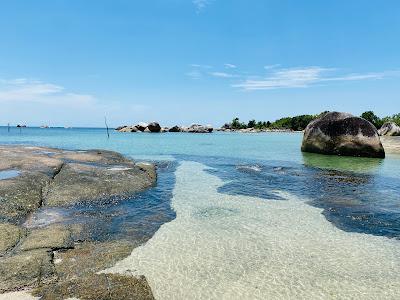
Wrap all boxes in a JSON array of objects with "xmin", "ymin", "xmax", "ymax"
[
  {"xmin": 0, "ymin": 249, "xmax": 55, "ymax": 292},
  {"xmin": 0, "ymin": 222, "xmax": 25, "ymax": 256},
  {"xmin": 44, "ymin": 162, "xmax": 155, "ymax": 206},
  {"xmin": 20, "ymin": 225, "xmax": 73, "ymax": 251},
  {"xmin": 34, "ymin": 273, "xmax": 154, "ymax": 300},
  {"xmin": 0, "ymin": 146, "xmax": 156, "ymax": 221},
  {"xmin": 0, "ymin": 146, "xmax": 157, "ymax": 296}
]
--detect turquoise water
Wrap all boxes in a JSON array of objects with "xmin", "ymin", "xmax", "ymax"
[
  {"xmin": 1, "ymin": 126, "xmax": 400, "ymax": 238},
  {"xmin": 2, "ymin": 127, "xmax": 400, "ymax": 299}
]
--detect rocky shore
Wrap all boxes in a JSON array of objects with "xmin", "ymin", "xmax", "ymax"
[
  {"xmin": 0, "ymin": 146, "xmax": 156, "ymax": 299},
  {"xmin": 116, "ymin": 122, "xmax": 213, "ymax": 133}
]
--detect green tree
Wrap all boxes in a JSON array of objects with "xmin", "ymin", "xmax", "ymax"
[
  {"xmin": 290, "ymin": 115, "xmax": 315, "ymax": 131},
  {"xmin": 231, "ymin": 117, "xmax": 246, "ymax": 129},
  {"xmin": 361, "ymin": 111, "xmax": 383, "ymax": 128},
  {"xmin": 247, "ymin": 119, "xmax": 256, "ymax": 128}
]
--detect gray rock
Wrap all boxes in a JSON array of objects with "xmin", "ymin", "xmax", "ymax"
[
  {"xmin": 136, "ymin": 122, "xmax": 148, "ymax": 132},
  {"xmin": 301, "ymin": 112, "xmax": 385, "ymax": 158},
  {"xmin": 186, "ymin": 124, "xmax": 213, "ymax": 133},
  {"xmin": 147, "ymin": 122, "xmax": 161, "ymax": 132},
  {"xmin": 0, "ymin": 223, "xmax": 25, "ymax": 256},
  {"xmin": 168, "ymin": 125, "xmax": 182, "ymax": 132},
  {"xmin": 378, "ymin": 122, "xmax": 400, "ymax": 136},
  {"xmin": 115, "ymin": 125, "xmax": 127, "ymax": 131},
  {"xmin": 20, "ymin": 225, "xmax": 73, "ymax": 251},
  {"xmin": 44, "ymin": 161, "xmax": 156, "ymax": 207},
  {"xmin": 34, "ymin": 273, "xmax": 155, "ymax": 300},
  {"xmin": 118, "ymin": 125, "xmax": 138, "ymax": 132},
  {"xmin": 0, "ymin": 249, "xmax": 56, "ymax": 292}
]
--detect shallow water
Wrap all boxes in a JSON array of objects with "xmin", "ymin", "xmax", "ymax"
[
  {"xmin": 1, "ymin": 127, "xmax": 400, "ymax": 298},
  {"xmin": 0, "ymin": 169, "xmax": 20, "ymax": 180},
  {"xmin": 105, "ymin": 162, "xmax": 400, "ymax": 299}
]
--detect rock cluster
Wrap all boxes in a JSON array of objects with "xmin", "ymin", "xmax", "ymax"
[
  {"xmin": 116, "ymin": 122, "xmax": 213, "ymax": 133},
  {"xmin": 301, "ymin": 112, "xmax": 385, "ymax": 158},
  {"xmin": 0, "ymin": 145, "xmax": 156, "ymax": 298},
  {"xmin": 378, "ymin": 122, "xmax": 400, "ymax": 136}
]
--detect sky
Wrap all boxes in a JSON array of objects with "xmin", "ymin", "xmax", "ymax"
[{"xmin": 0, "ymin": 0, "xmax": 399, "ymax": 127}]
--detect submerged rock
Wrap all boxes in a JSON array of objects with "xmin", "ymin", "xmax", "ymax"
[
  {"xmin": 301, "ymin": 112, "xmax": 385, "ymax": 158},
  {"xmin": 378, "ymin": 122, "xmax": 400, "ymax": 136}
]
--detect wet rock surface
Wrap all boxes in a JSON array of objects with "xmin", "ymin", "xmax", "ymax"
[
  {"xmin": 0, "ymin": 249, "xmax": 56, "ymax": 292},
  {"xmin": 0, "ymin": 145, "xmax": 158, "ymax": 299},
  {"xmin": 20, "ymin": 225, "xmax": 73, "ymax": 252},
  {"xmin": 0, "ymin": 222, "xmax": 25, "ymax": 256},
  {"xmin": 44, "ymin": 162, "xmax": 155, "ymax": 207},
  {"xmin": 301, "ymin": 112, "xmax": 385, "ymax": 158}
]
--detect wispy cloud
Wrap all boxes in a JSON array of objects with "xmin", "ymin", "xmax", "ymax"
[
  {"xmin": 210, "ymin": 72, "xmax": 237, "ymax": 78},
  {"xmin": 0, "ymin": 78, "xmax": 95, "ymax": 105},
  {"xmin": 190, "ymin": 64, "xmax": 212, "ymax": 69},
  {"xmin": 192, "ymin": 0, "xmax": 212, "ymax": 12},
  {"xmin": 0, "ymin": 77, "xmax": 153, "ymax": 126},
  {"xmin": 186, "ymin": 70, "xmax": 203, "ymax": 79},
  {"xmin": 224, "ymin": 63, "xmax": 237, "ymax": 69},
  {"xmin": 232, "ymin": 67, "xmax": 396, "ymax": 90},
  {"xmin": 264, "ymin": 64, "xmax": 280, "ymax": 70}
]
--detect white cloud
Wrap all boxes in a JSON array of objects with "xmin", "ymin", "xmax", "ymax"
[
  {"xmin": 232, "ymin": 67, "xmax": 394, "ymax": 90},
  {"xmin": 190, "ymin": 64, "xmax": 212, "ymax": 69},
  {"xmin": 0, "ymin": 77, "xmax": 154, "ymax": 127},
  {"xmin": 224, "ymin": 63, "xmax": 237, "ymax": 69},
  {"xmin": 264, "ymin": 64, "xmax": 281, "ymax": 70},
  {"xmin": 210, "ymin": 72, "xmax": 237, "ymax": 78},
  {"xmin": 0, "ymin": 78, "xmax": 95, "ymax": 106},
  {"xmin": 193, "ymin": 0, "xmax": 212, "ymax": 12}
]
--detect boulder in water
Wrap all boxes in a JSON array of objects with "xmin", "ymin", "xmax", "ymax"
[
  {"xmin": 136, "ymin": 122, "xmax": 148, "ymax": 132},
  {"xmin": 168, "ymin": 125, "xmax": 182, "ymax": 132},
  {"xmin": 147, "ymin": 122, "xmax": 161, "ymax": 132},
  {"xmin": 301, "ymin": 112, "xmax": 385, "ymax": 158},
  {"xmin": 378, "ymin": 122, "xmax": 400, "ymax": 136}
]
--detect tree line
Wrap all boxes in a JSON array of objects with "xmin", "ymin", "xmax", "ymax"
[{"xmin": 227, "ymin": 111, "xmax": 400, "ymax": 131}]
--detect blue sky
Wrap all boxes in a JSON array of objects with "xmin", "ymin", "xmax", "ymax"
[{"xmin": 0, "ymin": 0, "xmax": 399, "ymax": 127}]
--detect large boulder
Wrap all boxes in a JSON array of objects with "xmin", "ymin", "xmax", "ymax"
[
  {"xmin": 168, "ymin": 125, "xmax": 182, "ymax": 132},
  {"xmin": 301, "ymin": 112, "xmax": 385, "ymax": 158},
  {"xmin": 147, "ymin": 122, "xmax": 161, "ymax": 132},
  {"xmin": 378, "ymin": 122, "xmax": 400, "ymax": 136},
  {"xmin": 118, "ymin": 125, "xmax": 138, "ymax": 132},
  {"xmin": 136, "ymin": 122, "xmax": 148, "ymax": 132},
  {"xmin": 186, "ymin": 124, "xmax": 213, "ymax": 133}
]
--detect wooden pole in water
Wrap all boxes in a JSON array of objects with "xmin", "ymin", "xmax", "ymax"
[
  {"xmin": 104, "ymin": 116, "xmax": 110, "ymax": 139},
  {"xmin": 7, "ymin": 123, "xmax": 10, "ymax": 133}
]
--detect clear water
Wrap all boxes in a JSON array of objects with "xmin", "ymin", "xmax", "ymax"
[
  {"xmin": 0, "ymin": 169, "xmax": 20, "ymax": 180},
  {"xmin": 1, "ymin": 127, "xmax": 400, "ymax": 299}
]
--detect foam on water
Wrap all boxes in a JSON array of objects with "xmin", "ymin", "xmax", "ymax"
[{"xmin": 104, "ymin": 161, "xmax": 400, "ymax": 300}]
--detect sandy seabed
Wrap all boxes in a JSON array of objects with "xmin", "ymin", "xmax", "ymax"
[{"xmin": 104, "ymin": 161, "xmax": 400, "ymax": 300}]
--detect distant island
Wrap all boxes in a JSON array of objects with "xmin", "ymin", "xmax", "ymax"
[
  {"xmin": 220, "ymin": 111, "xmax": 400, "ymax": 132},
  {"xmin": 115, "ymin": 111, "xmax": 400, "ymax": 135}
]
